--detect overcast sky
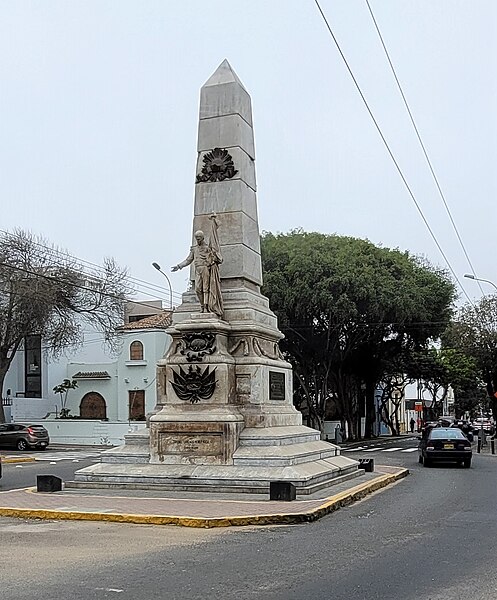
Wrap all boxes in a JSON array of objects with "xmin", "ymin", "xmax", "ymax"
[{"xmin": 1, "ymin": 0, "xmax": 496, "ymax": 308}]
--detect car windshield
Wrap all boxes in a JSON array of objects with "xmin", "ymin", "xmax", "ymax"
[{"xmin": 430, "ymin": 429, "xmax": 465, "ymax": 440}]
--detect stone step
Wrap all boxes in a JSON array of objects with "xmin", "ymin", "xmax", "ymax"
[
  {"xmin": 298, "ymin": 468, "xmax": 363, "ymax": 495},
  {"xmin": 70, "ymin": 456, "xmax": 360, "ymax": 495},
  {"xmin": 100, "ymin": 445, "xmax": 150, "ymax": 464},
  {"xmin": 233, "ymin": 441, "xmax": 337, "ymax": 467},
  {"xmin": 239, "ymin": 426, "xmax": 323, "ymax": 447},
  {"xmin": 123, "ymin": 429, "xmax": 150, "ymax": 446}
]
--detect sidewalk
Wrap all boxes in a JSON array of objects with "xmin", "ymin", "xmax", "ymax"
[
  {"xmin": 0, "ymin": 465, "xmax": 408, "ymax": 528},
  {"xmin": 474, "ymin": 436, "xmax": 497, "ymax": 456}
]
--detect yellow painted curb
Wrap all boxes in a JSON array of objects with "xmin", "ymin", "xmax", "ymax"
[
  {"xmin": 0, "ymin": 468, "xmax": 409, "ymax": 528},
  {"xmin": 1, "ymin": 457, "xmax": 36, "ymax": 464}
]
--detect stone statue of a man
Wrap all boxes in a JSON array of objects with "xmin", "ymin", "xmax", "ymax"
[{"xmin": 172, "ymin": 214, "xmax": 223, "ymax": 317}]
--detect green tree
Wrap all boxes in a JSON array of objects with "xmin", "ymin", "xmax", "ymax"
[
  {"xmin": 407, "ymin": 348, "xmax": 480, "ymax": 420},
  {"xmin": 443, "ymin": 296, "xmax": 497, "ymax": 419},
  {"xmin": 53, "ymin": 378, "xmax": 78, "ymax": 418},
  {"xmin": 0, "ymin": 229, "xmax": 130, "ymax": 422},
  {"xmin": 261, "ymin": 230, "xmax": 456, "ymax": 439}
]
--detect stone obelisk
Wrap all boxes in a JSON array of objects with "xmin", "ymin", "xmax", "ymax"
[{"xmin": 73, "ymin": 61, "xmax": 359, "ymax": 495}]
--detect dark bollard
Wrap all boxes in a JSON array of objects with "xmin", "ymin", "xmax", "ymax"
[
  {"xmin": 477, "ymin": 439, "xmax": 481, "ymax": 454},
  {"xmin": 37, "ymin": 475, "xmax": 63, "ymax": 492},
  {"xmin": 358, "ymin": 458, "xmax": 375, "ymax": 472},
  {"xmin": 492, "ymin": 438, "xmax": 495, "ymax": 455},
  {"xmin": 270, "ymin": 481, "xmax": 296, "ymax": 501}
]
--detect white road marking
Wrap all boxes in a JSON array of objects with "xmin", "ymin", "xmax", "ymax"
[
  {"xmin": 363, "ymin": 448, "xmax": 381, "ymax": 452},
  {"xmin": 343, "ymin": 446, "xmax": 367, "ymax": 452},
  {"xmin": 401, "ymin": 448, "xmax": 419, "ymax": 453},
  {"xmin": 35, "ymin": 452, "xmax": 102, "ymax": 462},
  {"xmin": 381, "ymin": 447, "xmax": 403, "ymax": 452}
]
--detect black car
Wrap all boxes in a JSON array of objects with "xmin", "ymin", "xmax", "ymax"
[
  {"xmin": 0, "ymin": 423, "xmax": 50, "ymax": 451},
  {"xmin": 418, "ymin": 427, "xmax": 472, "ymax": 468}
]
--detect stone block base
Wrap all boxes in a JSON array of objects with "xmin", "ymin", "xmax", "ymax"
[{"xmin": 72, "ymin": 425, "xmax": 361, "ymax": 496}]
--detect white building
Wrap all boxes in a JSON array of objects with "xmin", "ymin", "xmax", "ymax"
[
  {"xmin": 67, "ymin": 312, "xmax": 171, "ymax": 422},
  {"xmin": 2, "ymin": 302, "xmax": 171, "ymax": 443}
]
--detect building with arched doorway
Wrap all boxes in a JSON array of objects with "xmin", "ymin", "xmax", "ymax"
[{"xmin": 67, "ymin": 310, "xmax": 171, "ymax": 423}]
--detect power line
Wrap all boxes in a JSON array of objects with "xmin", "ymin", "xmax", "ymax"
[
  {"xmin": 364, "ymin": 0, "xmax": 485, "ymax": 297},
  {"xmin": 12, "ymin": 326, "xmax": 170, "ymax": 355},
  {"xmin": 0, "ymin": 228, "xmax": 184, "ymax": 302},
  {"xmin": 0, "ymin": 261, "xmax": 173, "ymax": 315},
  {"xmin": 313, "ymin": 0, "xmax": 475, "ymax": 306},
  {"xmin": 0, "ymin": 229, "xmax": 184, "ymax": 303}
]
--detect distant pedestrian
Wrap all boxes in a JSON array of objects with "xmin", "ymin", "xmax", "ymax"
[{"xmin": 410, "ymin": 417, "xmax": 416, "ymax": 433}]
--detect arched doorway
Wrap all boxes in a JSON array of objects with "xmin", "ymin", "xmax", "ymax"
[{"xmin": 80, "ymin": 392, "xmax": 107, "ymax": 419}]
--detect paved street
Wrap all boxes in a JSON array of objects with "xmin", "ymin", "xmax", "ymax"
[
  {"xmin": 0, "ymin": 451, "xmax": 100, "ymax": 491},
  {"xmin": 1, "ymin": 442, "xmax": 496, "ymax": 600}
]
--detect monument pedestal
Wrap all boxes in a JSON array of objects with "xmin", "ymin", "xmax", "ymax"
[
  {"xmin": 149, "ymin": 314, "xmax": 245, "ymax": 466},
  {"xmin": 73, "ymin": 311, "xmax": 360, "ymax": 496}
]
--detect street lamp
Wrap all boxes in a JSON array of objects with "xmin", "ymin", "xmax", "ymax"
[
  {"xmin": 464, "ymin": 273, "xmax": 497, "ymax": 293},
  {"xmin": 152, "ymin": 262, "xmax": 173, "ymax": 310}
]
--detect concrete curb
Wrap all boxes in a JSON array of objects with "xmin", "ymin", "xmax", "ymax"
[
  {"xmin": 0, "ymin": 468, "xmax": 409, "ymax": 528},
  {"xmin": 1, "ymin": 457, "xmax": 36, "ymax": 464}
]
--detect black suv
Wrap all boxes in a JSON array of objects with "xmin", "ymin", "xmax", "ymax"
[{"xmin": 0, "ymin": 424, "xmax": 50, "ymax": 451}]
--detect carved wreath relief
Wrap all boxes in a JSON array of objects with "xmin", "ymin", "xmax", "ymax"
[
  {"xmin": 171, "ymin": 365, "xmax": 217, "ymax": 404},
  {"xmin": 229, "ymin": 336, "xmax": 285, "ymax": 361},
  {"xmin": 196, "ymin": 148, "xmax": 238, "ymax": 183},
  {"xmin": 180, "ymin": 332, "xmax": 216, "ymax": 362}
]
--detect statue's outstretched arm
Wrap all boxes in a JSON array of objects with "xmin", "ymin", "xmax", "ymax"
[{"xmin": 172, "ymin": 249, "xmax": 194, "ymax": 272}]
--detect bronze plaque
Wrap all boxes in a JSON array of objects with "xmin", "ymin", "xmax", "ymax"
[
  {"xmin": 269, "ymin": 371, "xmax": 285, "ymax": 401},
  {"xmin": 159, "ymin": 432, "xmax": 222, "ymax": 456}
]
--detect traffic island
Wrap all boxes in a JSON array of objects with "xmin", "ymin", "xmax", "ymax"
[{"xmin": 0, "ymin": 465, "xmax": 408, "ymax": 528}]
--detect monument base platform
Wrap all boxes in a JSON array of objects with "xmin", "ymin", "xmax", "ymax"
[{"xmin": 71, "ymin": 426, "xmax": 361, "ymax": 496}]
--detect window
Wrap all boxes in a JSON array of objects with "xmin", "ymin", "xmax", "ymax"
[
  {"xmin": 430, "ymin": 429, "xmax": 465, "ymax": 440},
  {"xmin": 25, "ymin": 335, "xmax": 42, "ymax": 397},
  {"xmin": 129, "ymin": 341, "xmax": 144, "ymax": 361}
]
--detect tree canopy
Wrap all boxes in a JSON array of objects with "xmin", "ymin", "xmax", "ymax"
[
  {"xmin": 261, "ymin": 230, "xmax": 457, "ymax": 438},
  {"xmin": 443, "ymin": 296, "xmax": 497, "ymax": 419},
  {"xmin": 0, "ymin": 229, "xmax": 130, "ymax": 422}
]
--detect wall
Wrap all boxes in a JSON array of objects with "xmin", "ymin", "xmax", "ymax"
[
  {"xmin": 11, "ymin": 397, "xmax": 55, "ymax": 421},
  {"xmin": 116, "ymin": 330, "xmax": 170, "ymax": 421},
  {"xmin": 21, "ymin": 419, "xmax": 143, "ymax": 446},
  {"xmin": 66, "ymin": 361, "xmax": 118, "ymax": 419}
]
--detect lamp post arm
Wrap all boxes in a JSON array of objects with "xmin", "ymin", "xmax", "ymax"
[
  {"xmin": 464, "ymin": 274, "xmax": 497, "ymax": 293},
  {"xmin": 477, "ymin": 278, "xmax": 497, "ymax": 293},
  {"xmin": 152, "ymin": 262, "xmax": 173, "ymax": 310}
]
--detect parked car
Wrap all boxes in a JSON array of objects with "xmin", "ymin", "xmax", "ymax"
[
  {"xmin": 453, "ymin": 420, "xmax": 473, "ymax": 442},
  {"xmin": 471, "ymin": 418, "xmax": 494, "ymax": 434},
  {"xmin": 438, "ymin": 416, "xmax": 456, "ymax": 427},
  {"xmin": 0, "ymin": 424, "xmax": 49, "ymax": 451},
  {"xmin": 418, "ymin": 427, "xmax": 472, "ymax": 468}
]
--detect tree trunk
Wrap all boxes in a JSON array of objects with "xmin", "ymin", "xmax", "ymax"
[
  {"xmin": 364, "ymin": 378, "xmax": 376, "ymax": 438},
  {"xmin": 0, "ymin": 368, "xmax": 7, "ymax": 423}
]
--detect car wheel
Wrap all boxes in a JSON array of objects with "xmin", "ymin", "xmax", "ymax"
[
  {"xmin": 463, "ymin": 458, "xmax": 471, "ymax": 468},
  {"xmin": 16, "ymin": 439, "xmax": 28, "ymax": 451}
]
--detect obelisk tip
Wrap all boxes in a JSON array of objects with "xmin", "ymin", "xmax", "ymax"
[{"xmin": 202, "ymin": 59, "xmax": 247, "ymax": 91}]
